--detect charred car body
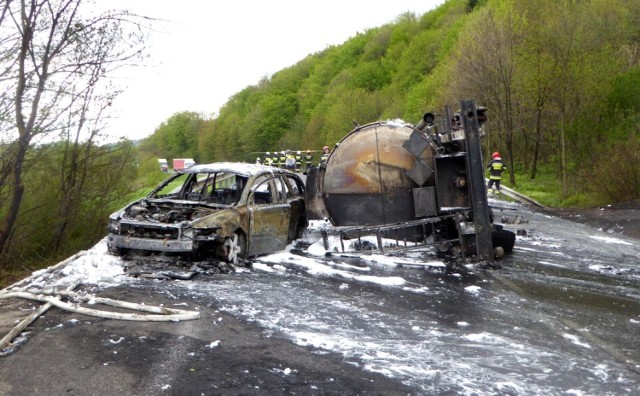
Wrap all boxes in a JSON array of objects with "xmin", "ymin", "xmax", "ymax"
[
  {"xmin": 306, "ymin": 101, "xmax": 515, "ymax": 262},
  {"xmin": 107, "ymin": 163, "xmax": 307, "ymax": 264}
]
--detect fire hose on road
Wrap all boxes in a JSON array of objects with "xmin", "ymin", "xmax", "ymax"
[{"xmin": 0, "ymin": 251, "xmax": 200, "ymax": 353}]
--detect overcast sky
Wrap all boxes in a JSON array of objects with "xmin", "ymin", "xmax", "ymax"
[{"xmin": 103, "ymin": 0, "xmax": 446, "ymax": 141}]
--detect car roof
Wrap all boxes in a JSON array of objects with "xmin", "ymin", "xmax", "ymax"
[{"xmin": 182, "ymin": 162, "xmax": 293, "ymax": 177}]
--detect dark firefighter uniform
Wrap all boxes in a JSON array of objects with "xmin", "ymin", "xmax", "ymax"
[
  {"xmin": 279, "ymin": 151, "xmax": 286, "ymax": 168},
  {"xmin": 487, "ymin": 151, "xmax": 507, "ymax": 195},
  {"xmin": 295, "ymin": 151, "xmax": 302, "ymax": 172},
  {"xmin": 304, "ymin": 150, "xmax": 313, "ymax": 172}
]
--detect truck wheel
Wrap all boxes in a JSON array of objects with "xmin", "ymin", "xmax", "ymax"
[{"xmin": 492, "ymin": 228, "xmax": 516, "ymax": 253}]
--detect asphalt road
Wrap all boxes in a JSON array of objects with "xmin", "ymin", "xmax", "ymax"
[
  {"xmin": 0, "ymin": 285, "xmax": 413, "ymax": 395},
  {"xmin": 1, "ymin": 201, "xmax": 639, "ymax": 395}
]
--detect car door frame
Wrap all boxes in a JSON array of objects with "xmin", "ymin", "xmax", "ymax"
[
  {"xmin": 282, "ymin": 174, "xmax": 307, "ymax": 242},
  {"xmin": 246, "ymin": 175, "xmax": 291, "ymax": 257}
]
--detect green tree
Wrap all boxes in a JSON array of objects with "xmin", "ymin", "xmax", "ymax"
[
  {"xmin": 253, "ymin": 93, "xmax": 298, "ymax": 149},
  {"xmin": 448, "ymin": 2, "xmax": 523, "ymax": 185},
  {"xmin": 142, "ymin": 112, "xmax": 204, "ymax": 162},
  {"xmin": 349, "ymin": 61, "xmax": 392, "ymax": 92},
  {"xmin": 6, "ymin": 140, "xmax": 137, "ymax": 266},
  {"xmin": 321, "ymin": 88, "xmax": 386, "ymax": 145}
]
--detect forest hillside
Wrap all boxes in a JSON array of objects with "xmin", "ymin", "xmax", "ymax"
[{"xmin": 142, "ymin": 0, "xmax": 640, "ymax": 207}]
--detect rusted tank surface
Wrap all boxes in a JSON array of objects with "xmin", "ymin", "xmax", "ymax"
[{"xmin": 322, "ymin": 121, "xmax": 434, "ymax": 226}]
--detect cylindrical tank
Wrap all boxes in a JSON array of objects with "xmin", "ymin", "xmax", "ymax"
[{"xmin": 321, "ymin": 121, "xmax": 434, "ymax": 226}]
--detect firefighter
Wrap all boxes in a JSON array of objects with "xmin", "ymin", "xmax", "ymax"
[
  {"xmin": 256, "ymin": 157, "xmax": 261, "ymax": 165},
  {"xmin": 319, "ymin": 145, "xmax": 330, "ymax": 166},
  {"xmin": 264, "ymin": 152, "xmax": 273, "ymax": 166},
  {"xmin": 295, "ymin": 151, "xmax": 302, "ymax": 172},
  {"xmin": 279, "ymin": 151, "xmax": 286, "ymax": 168},
  {"xmin": 304, "ymin": 149, "xmax": 313, "ymax": 173},
  {"xmin": 487, "ymin": 151, "xmax": 507, "ymax": 196}
]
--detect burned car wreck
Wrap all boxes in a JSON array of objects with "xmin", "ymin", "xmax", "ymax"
[{"xmin": 107, "ymin": 163, "xmax": 307, "ymax": 264}]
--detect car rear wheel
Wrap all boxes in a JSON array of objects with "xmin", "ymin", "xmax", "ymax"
[{"xmin": 224, "ymin": 232, "xmax": 246, "ymax": 265}]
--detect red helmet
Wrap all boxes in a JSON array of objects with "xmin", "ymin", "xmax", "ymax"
[{"xmin": 492, "ymin": 152, "xmax": 500, "ymax": 159}]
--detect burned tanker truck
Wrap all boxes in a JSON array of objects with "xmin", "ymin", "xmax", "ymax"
[{"xmin": 305, "ymin": 100, "xmax": 515, "ymax": 264}]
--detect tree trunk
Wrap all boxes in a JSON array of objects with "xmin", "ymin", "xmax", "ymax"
[
  {"xmin": 0, "ymin": 145, "xmax": 27, "ymax": 258},
  {"xmin": 0, "ymin": 178, "xmax": 24, "ymax": 257},
  {"xmin": 560, "ymin": 111, "xmax": 568, "ymax": 197},
  {"xmin": 530, "ymin": 105, "xmax": 544, "ymax": 180}
]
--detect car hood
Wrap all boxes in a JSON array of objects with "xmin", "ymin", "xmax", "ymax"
[
  {"xmin": 112, "ymin": 198, "xmax": 246, "ymax": 236},
  {"xmin": 113, "ymin": 199, "xmax": 228, "ymax": 224}
]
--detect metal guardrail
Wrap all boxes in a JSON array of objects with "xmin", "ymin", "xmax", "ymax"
[{"xmin": 486, "ymin": 179, "xmax": 545, "ymax": 208}]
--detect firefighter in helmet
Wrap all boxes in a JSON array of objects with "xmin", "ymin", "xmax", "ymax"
[
  {"xmin": 264, "ymin": 151, "xmax": 273, "ymax": 166},
  {"xmin": 487, "ymin": 151, "xmax": 507, "ymax": 196},
  {"xmin": 279, "ymin": 151, "xmax": 286, "ymax": 168},
  {"xmin": 304, "ymin": 149, "xmax": 313, "ymax": 173},
  {"xmin": 285, "ymin": 149, "xmax": 296, "ymax": 170},
  {"xmin": 319, "ymin": 145, "xmax": 330, "ymax": 166},
  {"xmin": 295, "ymin": 151, "xmax": 302, "ymax": 172}
]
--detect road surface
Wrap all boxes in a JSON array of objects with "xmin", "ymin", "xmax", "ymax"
[{"xmin": 1, "ymin": 200, "xmax": 639, "ymax": 395}]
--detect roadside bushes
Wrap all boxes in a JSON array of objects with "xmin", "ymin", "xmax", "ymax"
[
  {"xmin": 589, "ymin": 135, "xmax": 640, "ymax": 204},
  {"xmin": 0, "ymin": 141, "xmax": 138, "ymax": 275}
]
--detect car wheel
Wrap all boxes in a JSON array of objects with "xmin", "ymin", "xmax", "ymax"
[{"xmin": 224, "ymin": 232, "xmax": 246, "ymax": 265}]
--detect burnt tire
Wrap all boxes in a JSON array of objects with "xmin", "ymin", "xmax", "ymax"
[
  {"xmin": 107, "ymin": 244, "xmax": 129, "ymax": 258},
  {"xmin": 224, "ymin": 232, "xmax": 247, "ymax": 265},
  {"xmin": 492, "ymin": 228, "xmax": 516, "ymax": 253}
]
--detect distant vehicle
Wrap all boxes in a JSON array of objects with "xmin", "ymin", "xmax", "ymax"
[
  {"xmin": 158, "ymin": 158, "xmax": 168, "ymax": 172},
  {"xmin": 173, "ymin": 158, "xmax": 195, "ymax": 171},
  {"xmin": 107, "ymin": 162, "xmax": 307, "ymax": 264}
]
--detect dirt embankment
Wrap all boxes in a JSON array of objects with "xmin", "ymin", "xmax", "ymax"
[{"xmin": 540, "ymin": 201, "xmax": 640, "ymax": 241}]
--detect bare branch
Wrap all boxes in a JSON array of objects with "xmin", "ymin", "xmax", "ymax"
[{"xmin": 0, "ymin": 0, "xmax": 148, "ymax": 261}]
